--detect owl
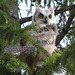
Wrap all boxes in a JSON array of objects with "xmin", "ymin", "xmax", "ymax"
[
  {"xmin": 28, "ymin": 7, "xmax": 58, "ymax": 69},
  {"xmin": 31, "ymin": 7, "xmax": 58, "ymax": 55}
]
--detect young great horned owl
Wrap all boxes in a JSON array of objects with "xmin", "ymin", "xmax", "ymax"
[
  {"xmin": 28, "ymin": 7, "xmax": 58, "ymax": 69},
  {"xmin": 31, "ymin": 7, "xmax": 58, "ymax": 55}
]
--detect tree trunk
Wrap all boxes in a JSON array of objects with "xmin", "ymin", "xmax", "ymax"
[{"xmin": 6, "ymin": 0, "xmax": 19, "ymax": 19}]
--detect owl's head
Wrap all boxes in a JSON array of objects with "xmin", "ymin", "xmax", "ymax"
[{"xmin": 32, "ymin": 7, "xmax": 56, "ymax": 25}]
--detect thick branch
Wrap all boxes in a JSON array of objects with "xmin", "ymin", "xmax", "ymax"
[
  {"xmin": 56, "ymin": 8, "xmax": 75, "ymax": 46},
  {"xmin": 55, "ymin": 4, "xmax": 75, "ymax": 15},
  {"xmin": 17, "ymin": 4, "xmax": 75, "ymax": 24},
  {"xmin": 17, "ymin": 16, "xmax": 32, "ymax": 24}
]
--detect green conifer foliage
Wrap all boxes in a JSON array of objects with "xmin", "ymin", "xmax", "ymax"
[
  {"xmin": 0, "ymin": 0, "xmax": 33, "ymax": 74},
  {"xmin": 0, "ymin": 0, "xmax": 75, "ymax": 75}
]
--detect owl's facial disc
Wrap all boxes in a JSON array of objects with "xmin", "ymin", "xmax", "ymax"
[{"xmin": 38, "ymin": 12, "xmax": 53, "ymax": 24}]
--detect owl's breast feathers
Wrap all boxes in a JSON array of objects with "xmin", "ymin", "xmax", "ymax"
[
  {"xmin": 39, "ymin": 24, "xmax": 54, "ymax": 32},
  {"xmin": 30, "ymin": 23, "xmax": 57, "ymax": 46}
]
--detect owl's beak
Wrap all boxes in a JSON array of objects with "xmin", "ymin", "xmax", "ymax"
[{"xmin": 44, "ymin": 17, "xmax": 48, "ymax": 24}]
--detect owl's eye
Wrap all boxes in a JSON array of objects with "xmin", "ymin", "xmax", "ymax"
[
  {"xmin": 49, "ymin": 14, "xmax": 52, "ymax": 19},
  {"xmin": 38, "ymin": 13, "xmax": 44, "ymax": 18}
]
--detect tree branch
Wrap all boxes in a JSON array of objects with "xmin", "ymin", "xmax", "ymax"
[
  {"xmin": 17, "ymin": 16, "xmax": 32, "ymax": 24},
  {"xmin": 56, "ymin": 8, "xmax": 75, "ymax": 46},
  {"xmin": 17, "ymin": 4, "xmax": 75, "ymax": 24},
  {"xmin": 55, "ymin": 4, "xmax": 75, "ymax": 15}
]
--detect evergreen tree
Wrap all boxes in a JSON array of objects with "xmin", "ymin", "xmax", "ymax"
[{"xmin": 0, "ymin": 0, "xmax": 75, "ymax": 75}]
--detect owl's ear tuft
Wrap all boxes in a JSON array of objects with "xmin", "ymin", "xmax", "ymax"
[
  {"xmin": 35, "ymin": 7, "xmax": 41, "ymax": 12},
  {"xmin": 49, "ymin": 7, "xmax": 55, "ymax": 14}
]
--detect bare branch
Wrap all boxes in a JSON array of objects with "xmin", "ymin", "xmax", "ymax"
[
  {"xmin": 17, "ymin": 4, "xmax": 75, "ymax": 24},
  {"xmin": 55, "ymin": 4, "xmax": 75, "ymax": 15},
  {"xmin": 56, "ymin": 8, "xmax": 75, "ymax": 46},
  {"xmin": 17, "ymin": 16, "xmax": 32, "ymax": 24}
]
